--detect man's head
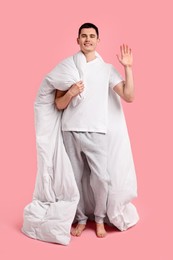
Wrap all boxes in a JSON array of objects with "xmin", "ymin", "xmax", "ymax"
[
  {"xmin": 78, "ymin": 23, "xmax": 99, "ymax": 38},
  {"xmin": 77, "ymin": 23, "xmax": 100, "ymax": 54}
]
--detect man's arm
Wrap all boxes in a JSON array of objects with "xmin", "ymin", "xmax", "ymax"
[
  {"xmin": 55, "ymin": 81, "xmax": 84, "ymax": 110},
  {"xmin": 113, "ymin": 44, "xmax": 134, "ymax": 103}
]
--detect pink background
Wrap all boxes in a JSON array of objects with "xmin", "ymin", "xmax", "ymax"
[{"xmin": 1, "ymin": 0, "xmax": 173, "ymax": 259}]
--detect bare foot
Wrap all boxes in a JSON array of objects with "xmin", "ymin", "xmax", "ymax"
[
  {"xmin": 71, "ymin": 223, "xmax": 86, "ymax": 237},
  {"xmin": 96, "ymin": 222, "xmax": 107, "ymax": 238}
]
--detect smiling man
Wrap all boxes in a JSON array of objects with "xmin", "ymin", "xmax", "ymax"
[
  {"xmin": 22, "ymin": 22, "xmax": 138, "ymax": 245},
  {"xmin": 78, "ymin": 26, "xmax": 100, "ymax": 60},
  {"xmin": 55, "ymin": 23, "xmax": 135, "ymax": 238}
]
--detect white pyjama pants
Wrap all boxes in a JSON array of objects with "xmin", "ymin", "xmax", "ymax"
[{"xmin": 62, "ymin": 131, "xmax": 110, "ymax": 224}]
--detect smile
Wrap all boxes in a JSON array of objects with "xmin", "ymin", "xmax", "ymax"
[{"xmin": 84, "ymin": 43, "xmax": 92, "ymax": 46}]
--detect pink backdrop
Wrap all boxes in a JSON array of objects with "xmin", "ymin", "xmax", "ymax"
[{"xmin": 1, "ymin": 0, "xmax": 173, "ymax": 259}]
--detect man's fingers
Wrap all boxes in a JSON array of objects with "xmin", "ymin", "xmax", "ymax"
[
  {"xmin": 125, "ymin": 44, "xmax": 129, "ymax": 53},
  {"xmin": 120, "ymin": 44, "xmax": 132, "ymax": 55},
  {"xmin": 76, "ymin": 81, "xmax": 84, "ymax": 86},
  {"xmin": 121, "ymin": 44, "xmax": 130, "ymax": 54},
  {"xmin": 120, "ymin": 45, "xmax": 124, "ymax": 56},
  {"xmin": 77, "ymin": 80, "xmax": 83, "ymax": 84},
  {"xmin": 74, "ymin": 82, "xmax": 84, "ymax": 92},
  {"xmin": 80, "ymin": 85, "xmax": 84, "ymax": 91}
]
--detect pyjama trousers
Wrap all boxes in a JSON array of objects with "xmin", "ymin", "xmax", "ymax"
[{"xmin": 62, "ymin": 131, "xmax": 110, "ymax": 224}]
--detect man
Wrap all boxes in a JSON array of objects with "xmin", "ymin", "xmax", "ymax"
[
  {"xmin": 55, "ymin": 23, "xmax": 135, "ymax": 238},
  {"xmin": 22, "ymin": 22, "xmax": 138, "ymax": 245}
]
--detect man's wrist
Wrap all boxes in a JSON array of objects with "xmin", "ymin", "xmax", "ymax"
[{"xmin": 124, "ymin": 64, "xmax": 133, "ymax": 69}]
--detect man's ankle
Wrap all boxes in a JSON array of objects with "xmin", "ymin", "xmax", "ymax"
[{"xmin": 95, "ymin": 216, "xmax": 104, "ymax": 224}]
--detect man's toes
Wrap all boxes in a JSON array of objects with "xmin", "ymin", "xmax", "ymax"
[
  {"xmin": 76, "ymin": 230, "xmax": 82, "ymax": 236},
  {"xmin": 97, "ymin": 232, "xmax": 106, "ymax": 238},
  {"xmin": 71, "ymin": 224, "xmax": 86, "ymax": 237},
  {"xmin": 71, "ymin": 228, "xmax": 77, "ymax": 236}
]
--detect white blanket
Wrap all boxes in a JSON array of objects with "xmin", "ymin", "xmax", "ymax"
[{"xmin": 22, "ymin": 51, "xmax": 139, "ymax": 245}]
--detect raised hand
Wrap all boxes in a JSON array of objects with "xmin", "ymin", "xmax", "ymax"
[{"xmin": 117, "ymin": 44, "xmax": 133, "ymax": 67}]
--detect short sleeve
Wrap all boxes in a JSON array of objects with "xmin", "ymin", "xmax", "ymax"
[{"xmin": 109, "ymin": 65, "xmax": 124, "ymax": 89}]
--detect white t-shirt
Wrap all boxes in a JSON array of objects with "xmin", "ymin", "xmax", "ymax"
[{"xmin": 61, "ymin": 57, "xmax": 123, "ymax": 133}]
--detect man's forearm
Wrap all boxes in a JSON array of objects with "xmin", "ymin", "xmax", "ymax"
[
  {"xmin": 123, "ymin": 66, "xmax": 134, "ymax": 102},
  {"xmin": 55, "ymin": 91, "xmax": 73, "ymax": 110}
]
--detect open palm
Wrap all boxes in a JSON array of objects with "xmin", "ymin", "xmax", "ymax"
[{"xmin": 117, "ymin": 44, "xmax": 133, "ymax": 67}]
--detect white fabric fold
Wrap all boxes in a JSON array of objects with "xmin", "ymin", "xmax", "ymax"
[{"xmin": 22, "ymin": 51, "xmax": 139, "ymax": 245}]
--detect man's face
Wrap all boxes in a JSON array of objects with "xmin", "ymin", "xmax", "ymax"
[{"xmin": 77, "ymin": 28, "xmax": 100, "ymax": 54}]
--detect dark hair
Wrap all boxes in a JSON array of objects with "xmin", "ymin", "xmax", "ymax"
[{"xmin": 78, "ymin": 23, "xmax": 99, "ymax": 38}]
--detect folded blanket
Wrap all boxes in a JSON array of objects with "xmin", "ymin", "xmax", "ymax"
[{"xmin": 22, "ymin": 51, "xmax": 139, "ymax": 245}]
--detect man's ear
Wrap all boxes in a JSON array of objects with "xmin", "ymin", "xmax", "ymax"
[{"xmin": 77, "ymin": 38, "xmax": 79, "ymax": 44}]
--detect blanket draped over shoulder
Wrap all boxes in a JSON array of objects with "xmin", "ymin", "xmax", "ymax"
[{"xmin": 22, "ymin": 51, "xmax": 139, "ymax": 245}]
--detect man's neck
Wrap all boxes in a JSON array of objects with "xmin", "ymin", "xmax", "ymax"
[{"xmin": 82, "ymin": 51, "xmax": 96, "ymax": 62}]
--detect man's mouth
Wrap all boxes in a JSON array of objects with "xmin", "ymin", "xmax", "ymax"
[{"xmin": 84, "ymin": 43, "xmax": 91, "ymax": 46}]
